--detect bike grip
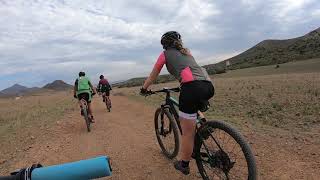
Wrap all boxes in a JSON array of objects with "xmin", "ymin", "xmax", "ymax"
[{"xmin": 31, "ymin": 156, "xmax": 112, "ymax": 180}]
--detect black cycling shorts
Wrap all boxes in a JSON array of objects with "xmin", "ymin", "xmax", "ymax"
[
  {"xmin": 77, "ymin": 93, "xmax": 91, "ymax": 103},
  {"xmin": 179, "ymin": 80, "xmax": 214, "ymax": 115},
  {"xmin": 102, "ymin": 91, "xmax": 110, "ymax": 96}
]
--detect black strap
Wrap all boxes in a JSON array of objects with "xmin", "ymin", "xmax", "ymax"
[{"xmin": 10, "ymin": 164, "xmax": 42, "ymax": 180}]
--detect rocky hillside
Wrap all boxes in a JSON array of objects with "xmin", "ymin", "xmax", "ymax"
[
  {"xmin": 43, "ymin": 80, "xmax": 73, "ymax": 91},
  {"xmin": 206, "ymin": 27, "xmax": 320, "ymax": 71},
  {"xmin": 115, "ymin": 27, "xmax": 320, "ymax": 88}
]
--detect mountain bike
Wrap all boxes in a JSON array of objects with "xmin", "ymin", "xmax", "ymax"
[
  {"xmin": 0, "ymin": 156, "xmax": 112, "ymax": 180},
  {"xmin": 145, "ymin": 87, "xmax": 257, "ymax": 180},
  {"xmin": 77, "ymin": 93, "xmax": 95, "ymax": 132},
  {"xmin": 80, "ymin": 98, "xmax": 92, "ymax": 132},
  {"xmin": 102, "ymin": 93, "xmax": 112, "ymax": 112}
]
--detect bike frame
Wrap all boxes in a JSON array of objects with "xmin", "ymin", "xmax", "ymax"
[
  {"xmin": 157, "ymin": 88, "xmax": 202, "ymax": 134},
  {"xmin": 159, "ymin": 89, "xmax": 224, "ymax": 167}
]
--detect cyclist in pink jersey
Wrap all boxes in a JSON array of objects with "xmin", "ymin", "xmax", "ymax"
[{"xmin": 140, "ymin": 31, "xmax": 215, "ymax": 175}]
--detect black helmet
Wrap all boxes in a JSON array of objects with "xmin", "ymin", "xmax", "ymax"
[
  {"xmin": 161, "ymin": 31, "xmax": 181, "ymax": 49},
  {"xmin": 79, "ymin": 71, "xmax": 85, "ymax": 77},
  {"xmin": 99, "ymin": 75, "xmax": 104, "ymax": 79}
]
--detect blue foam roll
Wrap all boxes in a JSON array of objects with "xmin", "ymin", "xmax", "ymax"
[{"xmin": 31, "ymin": 156, "xmax": 112, "ymax": 180}]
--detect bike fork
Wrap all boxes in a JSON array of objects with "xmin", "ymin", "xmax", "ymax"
[{"xmin": 160, "ymin": 111, "xmax": 165, "ymax": 136}]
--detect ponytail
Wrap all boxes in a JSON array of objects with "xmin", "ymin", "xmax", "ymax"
[{"xmin": 173, "ymin": 40, "xmax": 191, "ymax": 56}]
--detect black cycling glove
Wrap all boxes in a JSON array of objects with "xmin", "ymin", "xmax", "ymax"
[{"xmin": 140, "ymin": 88, "xmax": 151, "ymax": 96}]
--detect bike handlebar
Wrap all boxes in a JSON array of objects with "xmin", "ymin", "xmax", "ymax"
[
  {"xmin": 0, "ymin": 156, "xmax": 112, "ymax": 180},
  {"xmin": 144, "ymin": 87, "xmax": 180, "ymax": 96},
  {"xmin": 154, "ymin": 87, "xmax": 180, "ymax": 93}
]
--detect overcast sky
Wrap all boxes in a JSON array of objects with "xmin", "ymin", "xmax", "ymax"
[{"xmin": 0, "ymin": 0, "xmax": 319, "ymax": 90}]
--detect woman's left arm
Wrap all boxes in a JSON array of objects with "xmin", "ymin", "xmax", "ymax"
[{"xmin": 143, "ymin": 67, "xmax": 161, "ymax": 89}]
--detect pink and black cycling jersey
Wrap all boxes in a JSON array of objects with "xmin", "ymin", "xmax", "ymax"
[
  {"xmin": 99, "ymin": 79, "xmax": 109, "ymax": 85},
  {"xmin": 98, "ymin": 78, "xmax": 111, "ymax": 92},
  {"xmin": 154, "ymin": 48, "xmax": 211, "ymax": 84}
]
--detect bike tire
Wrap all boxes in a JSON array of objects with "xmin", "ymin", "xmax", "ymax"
[
  {"xmin": 83, "ymin": 108, "xmax": 91, "ymax": 132},
  {"xmin": 194, "ymin": 120, "xmax": 257, "ymax": 180},
  {"xmin": 154, "ymin": 108, "xmax": 180, "ymax": 159},
  {"xmin": 106, "ymin": 99, "xmax": 111, "ymax": 112}
]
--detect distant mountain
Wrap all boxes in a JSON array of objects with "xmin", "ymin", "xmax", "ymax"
[
  {"xmin": 43, "ymin": 80, "xmax": 73, "ymax": 90},
  {"xmin": 0, "ymin": 84, "xmax": 42, "ymax": 96},
  {"xmin": 0, "ymin": 84, "xmax": 33, "ymax": 96},
  {"xmin": 113, "ymin": 74, "xmax": 176, "ymax": 88},
  {"xmin": 205, "ymin": 27, "xmax": 320, "ymax": 72}
]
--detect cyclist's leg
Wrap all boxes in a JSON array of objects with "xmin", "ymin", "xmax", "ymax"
[
  {"xmin": 84, "ymin": 92, "xmax": 94, "ymax": 119},
  {"xmin": 77, "ymin": 93, "xmax": 85, "ymax": 115},
  {"xmin": 174, "ymin": 112, "xmax": 196, "ymax": 175},
  {"xmin": 105, "ymin": 91, "xmax": 110, "ymax": 104},
  {"xmin": 88, "ymin": 103, "xmax": 96, "ymax": 123},
  {"xmin": 174, "ymin": 81, "xmax": 214, "ymax": 174},
  {"xmin": 174, "ymin": 83, "xmax": 199, "ymax": 174},
  {"xmin": 179, "ymin": 114, "xmax": 197, "ymax": 161}
]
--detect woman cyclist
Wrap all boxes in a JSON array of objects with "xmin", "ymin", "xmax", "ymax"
[{"xmin": 140, "ymin": 31, "xmax": 215, "ymax": 175}]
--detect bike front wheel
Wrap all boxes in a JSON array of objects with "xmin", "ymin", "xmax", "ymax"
[
  {"xmin": 194, "ymin": 120, "xmax": 257, "ymax": 180},
  {"xmin": 154, "ymin": 108, "xmax": 180, "ymax": 159}
]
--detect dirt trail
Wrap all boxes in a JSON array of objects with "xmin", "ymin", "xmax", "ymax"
[
  {"xmin": 5, "ymin": 95, "xmax": 320, "ymax": 179},
  {"xmin": 8, "ymin": 95, "xmax": 199, "ymax": 179}
]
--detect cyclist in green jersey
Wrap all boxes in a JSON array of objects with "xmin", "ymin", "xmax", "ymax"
[{"xmin": 73, "ymin": 71, "xmax": 97, "ymax": 122}]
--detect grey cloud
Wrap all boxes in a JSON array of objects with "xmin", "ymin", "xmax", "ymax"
[{"xmin": 0, "ymin": 0, "xmax": 319, "ymax": 90}]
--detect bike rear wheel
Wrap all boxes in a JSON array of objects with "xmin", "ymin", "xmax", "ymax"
[
  {"xmin": 154, "ymin": 108, "xmax": 180, "ymax": 159},
  {"xmin": 106, "ymin": 98, "xmax": 111, "ymax": 112},
  {"xmin": 194, "ymin": 120, "xmax": 257, "ymax": 180},
  {"xmin": 83, "ymin": 107, "xmax": 91, "ymax": 132}
]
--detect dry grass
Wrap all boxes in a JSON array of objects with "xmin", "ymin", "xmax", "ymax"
[
  {"xmin": 211, "ymin": 73, "xmax": 320, "ymax": 129},
  {"xmin": 0, "ymin": 91, "xmax": 77, "ymax": 163},
  {"xmin": 114, "ymin": 71, "xmax": 320, "ymax": 178},
  {"xmin": 115, "ymin": 72, "xmax": 320, "ymax": 132}
]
